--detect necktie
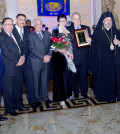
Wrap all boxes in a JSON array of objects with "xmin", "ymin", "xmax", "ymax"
[
  {"xmin": 10, "ymin": 34, "xmax": 21, "ymax": 54},
  {"xmin": 20, "ymin": 29, "xmax": 23, "ymax": 40},
  {"xmin": 39, "ymin": 33, "xmax": 43, "ymax": 40},
  {"xmin": 10, "ymin": 34, "xmax": 15, "ymax": 42},
  {"xmin": 77, "ymin": 27, "xmax": 79, "ymax": 29}
]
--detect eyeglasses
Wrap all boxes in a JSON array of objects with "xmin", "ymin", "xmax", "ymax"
[
  {"xmin": 35, "ymin": 24, "xmax": 42, "ymax": 26},
  {"xmin": 3, "ymin": 24, "xmax": 13, "ymax": 26},
  {"xmin": 59, "ymin": 20, "xmax": 66, "ymax": 23}
]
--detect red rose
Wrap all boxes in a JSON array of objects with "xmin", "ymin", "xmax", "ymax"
[
  {"xmin": 64, "ymin": 41, "xmax": 67, "ymax": 45},
  {"xmin": 59, "ymin": 37, "xmax": 63, "ymax": 41},
  {"xmin": 68, "ymin": 54, "xmax": 70, "ymax": 58},
  {"xmin": 51, "ymin": 37, "xmax": 57, "ymax": 42},
  {"xmin": 56, "ymin": 38, "xmax": 59, "ymax": 42}
]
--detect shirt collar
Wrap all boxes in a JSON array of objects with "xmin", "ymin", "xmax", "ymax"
[
  {"xmin": 15, "ymin": 25, "xmax": 24, "ymax": 32},
  {"xmin": 59, "ymin": 26, "xmax": 70, "ymax": 33},
  {"xmin": 35, "ymin": 30, "xmax": 43, "ymax": 38},
  {"xmin": 4, "ymin": 31, "xmax": 13, "ymax": 36},
  {"xmin": 74, "ymin": 25, "xmax": 81, "ymax": 30},
  {"xmin": 35, "ymin": 30, "xmax": 42, "ymax": 35}
]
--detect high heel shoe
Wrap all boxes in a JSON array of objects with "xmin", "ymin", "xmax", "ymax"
[{"xmin": 60, "ymin": 101, "xmax": 67, "ymax": 109}]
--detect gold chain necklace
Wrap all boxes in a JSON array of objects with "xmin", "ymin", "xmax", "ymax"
[{"xmin": 102, "ymin": 25, "xmax": 114, "ymax": 50}]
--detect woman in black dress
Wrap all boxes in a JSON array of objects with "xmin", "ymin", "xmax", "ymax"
[{"xmin": 52, "ymin": 14, "xmax": 74, "ymax": 108}]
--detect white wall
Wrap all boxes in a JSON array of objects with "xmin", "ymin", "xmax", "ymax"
[
  {"xmin": 95, "ymin": 0, "xmax": 102, "ymax": 24},
  {"xmin": 90, "ymin": 0, "xmax": 102, "ymax": 33},
  {"xmin": 6, "ymin": 0, "xmax": 16, "ymax": 23}
]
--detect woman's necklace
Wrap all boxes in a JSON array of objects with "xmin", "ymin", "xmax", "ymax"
[{"xmin": 102, "ymin": 25, "xmax": 114, "ymax": 50}]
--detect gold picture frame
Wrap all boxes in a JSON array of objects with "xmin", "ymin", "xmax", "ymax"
[{"xmin": 73, "ymin": 28, "xmax": 90, "ymax": 48}]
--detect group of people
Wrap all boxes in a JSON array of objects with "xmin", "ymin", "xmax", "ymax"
[{"xmin": 0, "ymin": 11, "xmax": 120, "ymax": 122}]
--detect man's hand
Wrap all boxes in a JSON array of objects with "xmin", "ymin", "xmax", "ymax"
[
  {"xmin": 43, "ymin": 55, "xmax": 51, "ymax": 63},
  {"xmin": 87, "ymin": 37, "xmax": 92, "ymax": 44},
  {"xmin": 113, "ymin": 38, "xmax": 120, "ymax": 45},
  {"xmin": 16, "ymin": 56, "xmax": 25, "ymax": 66}
]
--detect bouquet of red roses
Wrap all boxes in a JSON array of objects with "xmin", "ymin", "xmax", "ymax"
[
  {"xmin": 51, "ymin": 36, "xmax": 77, "ymax": 73},
  {"xmin": 51, "ymin": 36, "xmax": 68, "ymax": 50}
]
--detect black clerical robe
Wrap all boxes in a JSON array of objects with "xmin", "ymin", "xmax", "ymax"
[{"xmin": 90, "ymin": 27, "xmax": 120, "ymax": 102}]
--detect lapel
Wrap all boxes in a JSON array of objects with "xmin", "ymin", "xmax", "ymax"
[
  {"xmin": 70, "ymin": 25, "xmax": 75, "ymax": 34},
  {"xmin": 81, "ymin": 25, "xmax": 85, "ymax": 29},
  {"xmin": 33, "ymin": 30, "xmax": 48, "ymax": 49},
  {"xmin": 42, "ymin": 31, "xmax": 48, "ymax": 49},
  {"xmin": 23, "ymin": 27, "xmax": 27, "ymax": 41},
  {"xmin": 33, "ymin": 30, "xmax": 42, "ymax": 42},
  {"xmin": 2, "ymin": 30, "xmax": 20, "ymax": 55},
  {"xmin": 13, "ymin": 25, "xmax": 23, "ymax": 43}
]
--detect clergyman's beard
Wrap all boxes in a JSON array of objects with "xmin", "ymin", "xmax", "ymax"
[{"xmin": 104, "ymin": 24, "xmax": 112, "ymax": 30}]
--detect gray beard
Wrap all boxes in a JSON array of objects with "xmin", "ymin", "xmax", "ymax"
[{"xmin": 104, "ymin": 24, "xmax": 112, "ymax": 30}]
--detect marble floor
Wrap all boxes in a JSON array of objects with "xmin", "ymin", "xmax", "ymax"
[{"xmin": 0, "ymin": 89, "xmax": 120, "ymax": 134}]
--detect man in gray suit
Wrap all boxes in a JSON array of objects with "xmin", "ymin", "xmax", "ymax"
[{"xmin": 28, "ymin": 18, "xmax": 52, "ymax": 105}]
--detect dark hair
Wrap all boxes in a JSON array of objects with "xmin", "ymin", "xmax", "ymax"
[
  {"xmin": 2, "ymin": 17, "xmax": 13, "ymax": 24},
  {"xmin": 26, "ymin": 19, "xmax": 31, "ymax": 23},
  {"xmin": 45, "ymin": 27, "xmax": 48, "ymax": 30},
  {"xmin": 57, "ymin": 14, "xmax": 67, "ymax": 22},
  {"xmin": 16, "ymin": 14, "xmax": 26, "ymax": 19}
]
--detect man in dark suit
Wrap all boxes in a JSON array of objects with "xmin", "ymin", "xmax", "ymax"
[
  {"xmin": 67, "ymin": 12, "xmax": 92, "ymax": 98},
  {"xmin": 0, "ymin": 17, "xmax": 25, "ymax": 116},
  {"xmin": 28, "ymin": 18, "xmax": 52, "ymax": 105},
  {"xmin": 13, "ymin": 14, "xmax": 36, "ymax": 112},
  {"xmin": 0, "ymin": 48, "xmax": 7, "ymax": 121}
]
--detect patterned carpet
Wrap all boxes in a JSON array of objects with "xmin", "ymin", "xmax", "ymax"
[{"xmin": 0, "ymin": 95, "xmax": 116, "ymax": 116}]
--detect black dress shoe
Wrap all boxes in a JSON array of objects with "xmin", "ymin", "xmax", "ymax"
[
  {"xmin": 0, "ymin": 116, "xmax": 8, "ymax": 121},
  {"xmin": 45, "ymin": 99, "xmax": 52, "ymax": 103},
  {"xmin": 19, "ymin": 106, "xmax": 29, "ymax": 111},
  {"xmin": 32, "ymin": 106, "xmax": 37, "ymax": 112},
  {"xmin": 4, "ymin": 111, "xmax": 8, "ymax": 115},
  {"xmin": 9, "ymin": 111, "xmax": 19, "ymax": 116},
  {"xmin": 36, "ymin": 102, "xmax": 42, "ymax": 107},
  {"xmin": 74, "ymin": 94, "xmax": 79, "ymax": 98},
  {"xmin": 31, "ymin": 104, "xmax": 37, "ymax": 112}
]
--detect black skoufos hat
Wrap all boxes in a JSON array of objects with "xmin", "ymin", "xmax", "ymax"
[{"xmin": 96, "ymin": 12, "xmax": 116, "ymax": 30}]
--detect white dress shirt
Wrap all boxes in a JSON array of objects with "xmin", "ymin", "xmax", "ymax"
[
  {"xmin": 35, "ymin": 31, "xmax": 43, "ymax": 38},
  {"xmin": 74, "ymin": 25, "xmax": 81, "ymax": 30},
  {"xmin": 59, "ymin": 26, "xmax": 70, "ymax": 34},
  {"xmin": 15, "ymin": 25, "xmax": 24, "ymax": 40}
]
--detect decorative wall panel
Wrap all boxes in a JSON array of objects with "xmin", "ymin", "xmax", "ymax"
[
  {"xmin": 16, "ymin": 0, "xmax": 91, "ymax": 32},
  {"xmin": 0, "ymin": 0, "xmax": 6, "ymax": 30}
]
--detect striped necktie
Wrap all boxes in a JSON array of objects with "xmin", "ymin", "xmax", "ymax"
[
  {"xmin": 20, "ymin": 29, "xmax": 23, "ymax": 40},
  {"xmin": 39, "ymin": 33, "xmax": 43, "ymax": 40},
  {"xmin": 10, "ymin": 34, "xmax": 21, "ymax": 54}
]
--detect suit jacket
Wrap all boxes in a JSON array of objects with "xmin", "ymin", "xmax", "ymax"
[
  {"xmin": 0, "ymin": 30, "xmax": 23, "ymax": 76},
  {"xmin": 67, "ymin": 24, "xmax": 91, "ymax": 65},
  {"xmin": 28, "ymin": 30, "xmax": 52, "ymax": 72},
  {"xmin": 13, "ymin": 25, "xmax": 31, "ymax": 68},
  {"xmin": 0, "ymin": 48, "xmax": 4, "ymax": 79}
]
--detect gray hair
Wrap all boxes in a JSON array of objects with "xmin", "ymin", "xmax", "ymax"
[
  {"xmin": 71, "ymin": 12, "xmax": 81, "ymax": 19},
  {"xmin": 32, "ymin": 18, "xmax": 42, "ymax": 26}
]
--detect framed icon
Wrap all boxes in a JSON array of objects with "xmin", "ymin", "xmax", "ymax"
[{"xmin": 73, "ymin": 28, "xmax": 90, "ymax": 48}]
